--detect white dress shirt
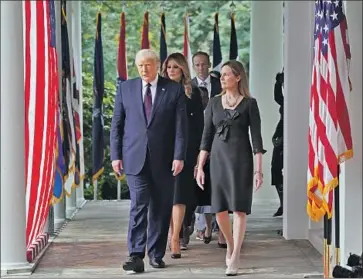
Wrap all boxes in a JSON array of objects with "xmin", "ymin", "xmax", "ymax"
[
  {"xmin": 196, "ymin": 75, "xmax": 211, "ymax": 98},
  {"xmin": 142, "ymin": 75, "xmax": 159, "ymax": 104}
]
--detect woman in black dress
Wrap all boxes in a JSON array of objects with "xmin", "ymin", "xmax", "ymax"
[
  {"xmin": 271, "ymin": 71, "xmax": 284, "ymax": 217},
  {"xmin": 161, "ymin": 53, "xmax": 204, "ymax": 258},
  {"xmin": 196, "ymin": 60, "xmax": 266, "ymax": 276}
]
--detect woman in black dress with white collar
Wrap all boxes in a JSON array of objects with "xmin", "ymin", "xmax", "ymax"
[
  {"xmin": 161, "ymin": 53, "xmax": 204, "ymax": 258},
  {"xmin": 196, "ymin": 60, "xmax": 266, "ymax": 275}
]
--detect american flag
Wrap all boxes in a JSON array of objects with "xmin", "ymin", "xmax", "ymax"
[
  {"xmin": 25, "ymin": 0, "xmax": 58, "ymax": 249},
  {"xmin": 307, "ymin": 0, "xmax": 353, "ymax": 221}
]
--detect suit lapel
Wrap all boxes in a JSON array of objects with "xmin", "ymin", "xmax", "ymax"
[
  {"xmin": 148, "ymin": 76, "xmax": 167, "ymax": 126},
  {"xmin": 191, "ymin": 77, "xmax": 198, "ymax": 87},
  {"xmin": 134, "ymin": 78, "xmax": 147, "ymax": 125}
]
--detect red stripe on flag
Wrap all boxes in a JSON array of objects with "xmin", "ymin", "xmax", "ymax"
[
  {"xmin": 26, "ymin": 0, "xmax": 46, "ymax": 246},
  {"xmin": 24, "ymin": 1, "xmax": 31, "ymax": 190},
  {"xmin": 35, "ymin": 1, "xmax": 57, "ymax": 242}
]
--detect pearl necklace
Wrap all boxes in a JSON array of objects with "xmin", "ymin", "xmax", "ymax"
[{"xmin": 225, "ymin": 94, "xmax": 240, "ymax": 108}]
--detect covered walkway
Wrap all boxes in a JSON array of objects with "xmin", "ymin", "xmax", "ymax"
[{"xmin": 14, "ymin": 200, "xmax": 322, "ymax": 278}]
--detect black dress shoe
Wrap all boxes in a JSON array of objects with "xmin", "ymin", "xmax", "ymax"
[
  {"xmin": 273, "ymin": 207, "xmax": 283, "ymax": 217},
  {"xmin": 149, "ymin": 258, "xmax": 166, "ymax": 268},
  {"xmin": 122, "ymin": 256, "xmax": 144, "ymax": 273}
]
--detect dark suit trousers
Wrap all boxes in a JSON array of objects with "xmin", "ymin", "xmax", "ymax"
[{"xmin": 126, "ymin": 152, "xmax": 174, "ymax": 260}]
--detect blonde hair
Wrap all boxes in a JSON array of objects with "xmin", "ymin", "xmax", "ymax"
[
  {"xmin": 161, "ymin": 53, "xmax": 192, "ymax": 98},
  {"xmin": 135, "ymin": 49, "xmax": 160, "ymax": 65},
  {"xmin": 220, "ymin": 60, "xmax": 251, "ymax": 98}
]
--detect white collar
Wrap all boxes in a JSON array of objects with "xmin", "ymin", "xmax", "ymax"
[{"xmin": 196, "ymin": 75, "xmax": 211, "ymax": 85}]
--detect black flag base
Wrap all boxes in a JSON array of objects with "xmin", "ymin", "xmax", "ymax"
[
  {"xmin": 303, "ymin": 275, "xmax": 324, "ymax": 278},
  {"xmin": 332, "ymin": 252, "xmax": 363, "ymax": 278}
]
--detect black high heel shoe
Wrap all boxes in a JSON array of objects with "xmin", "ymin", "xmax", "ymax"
[
  {"xmin": 170, "ymin": 239, "xmax": 181, "ymax": 259},
  {"xmin": 218, "ymin": 242, "xmax": 227, "ymax": 248},
  {"xmin": 203, "ymin": 232, "xmax": 212, "ymax": 244}
]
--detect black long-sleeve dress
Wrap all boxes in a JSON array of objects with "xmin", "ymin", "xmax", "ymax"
[
  {"xmin": 173, "ymin": 86, "xmax": 204, "ymax": 206},
  {"xmin": 200, "ymin": 96, "xmax": 266, "ymax": 214}
]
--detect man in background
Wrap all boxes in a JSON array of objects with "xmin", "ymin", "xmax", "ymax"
[{"xmin": 190, "ymin": 51, "xmax": 226, "ymax": 247}]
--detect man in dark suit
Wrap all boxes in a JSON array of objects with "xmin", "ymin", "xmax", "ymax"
[
  {"xmin": 191, "ymin": 51, "xmax": 222, "ymax": 101},
  {"xmin": 189, "ymin": 51, "xmax": 225, "ymax": 245},
  {"xmin": 110, "ymin": 49, "xmax": 187, "ymax": 273},
  {"xmin": 271, "ymin": 71, "xmax": 284, "ymax": 217}
]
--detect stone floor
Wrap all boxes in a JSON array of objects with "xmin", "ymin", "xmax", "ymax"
[{"xmin": 14, "ymin": 200, "xmax": 323, "ymax": 278}]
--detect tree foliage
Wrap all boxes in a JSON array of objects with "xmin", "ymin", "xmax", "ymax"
[{"xmin": 81, "ymin": 1, "xmax": 251, "ymax": 199}]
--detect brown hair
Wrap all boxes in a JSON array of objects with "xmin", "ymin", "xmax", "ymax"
[
  {"xmin": 192, "ymin": 51, "xmax": 210, "ymax": 63},
  {"xmin": 220, "ymin": 60, "xmax": 251, "ymax": 98},
  {"xmin": 161, "ymin": 53, "xmax": 192, "ymax": 98}
]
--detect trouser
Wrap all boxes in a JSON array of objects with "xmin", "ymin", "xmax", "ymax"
[
  {"xmin": 126, "ymin": 156, "xmax": 174, "ymax": 260},
  {"xmin": 179, "ymin": 202, "xmax": 196, "ymax": 239}
]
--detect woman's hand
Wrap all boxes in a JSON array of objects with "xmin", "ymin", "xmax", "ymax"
[
  {"xmin": 196, "ymin": 169, "xmax": 205, "ymax": 190},
  {"xmin": 194, "ymin": 166, "xmax": 199, "ymax": 178},
  {"xmin": 254, "ymin": 171, "xmax": 263, "ymax": 192}
]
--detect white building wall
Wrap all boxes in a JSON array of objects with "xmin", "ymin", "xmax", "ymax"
[
  {"xmin": 283, "ymin": 1, "xmax": 314, "ymax": 240},
  {"xmin": 249, "ymin": 1, "xmax": 284, "ymax": 203},
  {"xmin": 339, "ymin": 0, "xmax": 362, "ymax": 265},
  {"xmin": 283, "ymin": 1, "xmax": 362, "ymax": 266}
]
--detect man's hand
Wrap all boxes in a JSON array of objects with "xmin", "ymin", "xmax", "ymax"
[
  {"xmin": 172, "ymin": 160, "xmax": 184, "ymax": 176},
  {"xmin": 112, "ymin": 160, "xmax": 123, "ymax": 176}
]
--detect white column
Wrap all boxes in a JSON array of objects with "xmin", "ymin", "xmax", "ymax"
[
  {"xmin": 73, "ymin": 0, "xmax": 86, "ymax": 208},
  {"xmin": 65, "ymin": 1, "xmax": 77, "ymax": 218},
  {"xmin": 305, "ymin": 0, "xmax": 323, "ymax": 253},
  {"xmin": 54, "ymin": 199, "xmax": 66, "ymax": 230},
  {"xmin": 1, "ymin": 1, "xmax": 32, "ymax": 275},
  {"xmin": 53, "ymin": 0, "xmax": 66, "ymax": 229},
  {"xmin": 249, "ymin": 1, "xmax": 283, "ymax": 202},
  {"xmin": 339, "ymin": 0, "xmax": 362, "ymax": 265},
  {"xmin": 283, "ymin": 1, "xmax": 314, "ymax": 239}
]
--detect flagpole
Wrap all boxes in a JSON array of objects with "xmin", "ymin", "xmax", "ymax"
[
  {"xmin": 93, "ymin": 179, "xmax": 98, "ymax": 200},
  {"xmin": 323, "ymin": 214, "xmax": 328, "ymax": 278},
  {"xmin": 323, "ymin": 213, "xmax": 332, "ymax": 278},
  {"xmin": 117, "ymin": 180, "xmax": 121, "ymax": 201},
  {"xmin": 327, "ymin": 215, "xmax": 332, "ymax": 277},
  {"xmin": 334, "ymin": 165, "xmax": 341, "ymax": 266}
]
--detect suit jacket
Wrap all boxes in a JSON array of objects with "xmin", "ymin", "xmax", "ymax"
[
  {"xmin": 191, "ymin": 76, "xmax": 222, "ymax": 98},
  {"xmin": 110, "ymin": 75, "xmax": 188, "ymax": 176},
  {"xmin": 272, "ymin": 78, "xmax": 284, "ymax": 141},
  {"xmin": 185, "ymin": 86, "xmax": 204, "ymax": 166}
]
